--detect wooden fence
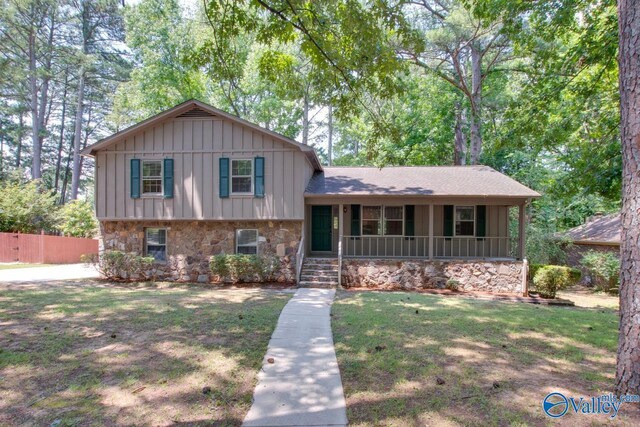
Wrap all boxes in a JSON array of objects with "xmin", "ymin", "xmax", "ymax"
[{"xmin": 0, "ymin": 232, "xmax": 99, "ymax": 264}]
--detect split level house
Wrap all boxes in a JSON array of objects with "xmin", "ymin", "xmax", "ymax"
[{"xmin": 82, "ymin": 100, "xmax": 540, "ymax": 294}]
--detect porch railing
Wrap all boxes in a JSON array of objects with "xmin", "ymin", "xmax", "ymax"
[
  {"xmin": 295, "ymin": 233, "xmax": 305, "ymax": 284},
  {"xmin": 342, "ymin": 235, "xmax": 519, "ymax": 259}
]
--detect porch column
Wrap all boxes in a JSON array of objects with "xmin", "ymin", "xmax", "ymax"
[
  {"xmin": 518, "ymin": 202, "xmax": 526, "ymax": 260},
  {"xmin": 338, "ymin": 203, "xmax": 344, "ymax": 287},
  {"xmin": 428, "ymin": 204, "xmax": 434, "ymax": 259}
]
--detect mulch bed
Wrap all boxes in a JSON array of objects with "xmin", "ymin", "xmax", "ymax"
[{"xmin": 343, "ymin": 286, "xmax": 575, "ymax": 306}]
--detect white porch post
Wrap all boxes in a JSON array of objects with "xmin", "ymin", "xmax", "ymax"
[
  {"xmin": 338, "ymin": 203, "xmax": 344, "ymax": 287},
  {"xmin": 518, "ymin": 202, "xmax": 526, "ymax": 260},
  {"xmin": 428, "ymin": 204, "xmax": 434, "ymax": 259}
]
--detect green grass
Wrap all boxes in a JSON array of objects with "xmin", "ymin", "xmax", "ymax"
[
  {"xmin": 0, "ymin": 282, "xmax": 292, "ymax": 426},
  {"xmin": 0, "ymin": 263, "xmax": 52, "ymax": 270},
  {"xmin": 332, "ymin": 291, "xmax": 634, "ymax": 426}
]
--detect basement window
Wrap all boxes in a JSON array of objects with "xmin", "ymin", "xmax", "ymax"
[
  {"xmin": 145, "ymin": 228, "xmax": 167, "ymax": 262},
  {"xmin": 236, "ymin": 229, "xmax": 258, "ymax": 255}
]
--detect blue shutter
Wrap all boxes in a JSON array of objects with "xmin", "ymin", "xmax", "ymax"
[
  {"xmin": 163, "ymin": 158, "xmax": 174, "ymax": 199},
  {"xmin": 130, "ymin": 159, "xmax": 140, "ymax": 199},
  {"xmin": 219, "ymin": 157, "xmax": 229, "ymax": 198},
  {"xmin": 351, "ymin": 204, "xmax": 361, "ymax": 236},
  {"xmin": 476, "ymin": 205, "xmax": 486, "ymax": 237},
  {"xmin": 444, "ymin": 205, "xmax": 454, "ymax": 237},
  {"xmin": 405, "ymin": 205, "xmax": 415, "ymax": 236},
  {"xmin": 254, "ymin": 156, "xmax": 265, "ymax": 198}
]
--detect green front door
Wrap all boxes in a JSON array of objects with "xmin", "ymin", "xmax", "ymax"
[{"xmin": 311, "ymin": 205, "xmax": 333, "ymax": 252}]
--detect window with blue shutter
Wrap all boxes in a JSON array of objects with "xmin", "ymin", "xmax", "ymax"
[
  {"xmin": 163, "ymin": 158, "xmax": 174, "ymax": 199},
  {"xmin": 219, "ymin": 157, "xmax": 229, "ymax": 198},
  {"xmin": 254, "ymin": 156, "xmax": 265, "ymax": 198},
  {"xmin": 130, "ymin": 159, "xmax": 140, "ymax": 199}
]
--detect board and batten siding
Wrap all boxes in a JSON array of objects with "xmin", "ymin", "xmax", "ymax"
[{"xmin": 95, "ymin": 117, "xmax": 314, "ymax": 220}]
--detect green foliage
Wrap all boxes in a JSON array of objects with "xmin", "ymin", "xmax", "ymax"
[
  {"xmin": 533, "ymin": 265, "xmax": 580, "ymax": 298},
  {"xmin": 57, "ymin": 200, "xmax": 97, "ymax": 238},
  {"xmin": 581, "ymin": 251, "xmax": 620, "ymax": 294},
  {"xmin": 209, "ymin": 254, "xmax": 279, "ymax": 283},
  {"xmin": 0, "ymin": 179, "xmax": 59, "ymax": 233},
  {"xmin": 82, "ymin": 251, "xmax": 155, "ymax": 281}
]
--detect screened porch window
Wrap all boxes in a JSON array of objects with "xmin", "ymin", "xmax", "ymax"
[
  {"xmin": 455, "ymin": 206, "xmax": 475, "ymax": 236},
  {"xmin": 362, "ymin": 206, "xmax": 404, "ymax": 236}
]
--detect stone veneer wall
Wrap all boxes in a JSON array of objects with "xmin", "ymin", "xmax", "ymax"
[
  {"xmin": 100, "ymin": 220, "xmax": 302, "ymax": 282},
  {"xmin": 342, "ymin": 259, "xmax": 525, "ymax": 294}
]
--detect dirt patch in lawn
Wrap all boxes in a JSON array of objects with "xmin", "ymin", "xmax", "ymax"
[
  {"xmin": 332, "ymin": 291, "xmax": 639, "ymax": 426},
  {"xmin": 0, "ymin": 281, "xmax": 291, "ymax": 426}
]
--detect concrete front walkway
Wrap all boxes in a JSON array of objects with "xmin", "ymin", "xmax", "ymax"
[
  {"xmin": 0, "ymin": 264, "xmax": 99, "ymax": 283},
  {"xmin": 243, "ymin": 288, "xmax": 348, "ymax": 427}
]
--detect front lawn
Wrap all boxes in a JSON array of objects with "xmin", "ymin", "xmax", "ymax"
[
  {"xmin": 332, "ymin": 291, "xmax": 639, "ymax": 426},
  {"xmin": 0, "ymin": 282, "xmax": 291, "ymax": 426}
]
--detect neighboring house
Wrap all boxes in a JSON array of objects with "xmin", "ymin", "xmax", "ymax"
[
  {"xmin": 82, "ymin": 100, "xmax": 540, "ymax": 294},
  {"xmin": 561, "ymin": 213, "xmax": 621, "ymax": 277}
]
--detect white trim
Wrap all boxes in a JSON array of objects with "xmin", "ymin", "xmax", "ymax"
[
  {"xmin": 141, "ymin": 159, "xmax": 163, "ymax": 196},
  {"xmin": 454, "ymin": 205, "xmax": 476, "ymax": 237},
  {"xmin": 230, "ymin": 158, "xmax": 254, "ymax": 196},
  {"xmin": 236, "ymin": 229, "xmax": 259, "ymax": 254}
]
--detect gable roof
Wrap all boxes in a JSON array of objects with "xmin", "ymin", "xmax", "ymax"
[
  {"xmin": 305, "ymin": 166, "xmax": 541, "ymax": 198},
  {"xmin": 562, "ymin": 213, "xmax": 621, "ymax": 245},
  {"xmin": 80, "ymin": 99, "xmax": 323, "ymax": 171}
]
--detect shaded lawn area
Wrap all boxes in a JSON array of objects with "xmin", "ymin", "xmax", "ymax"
[
  {"xmin": 0, "ymin": 281, "xmax": 292, "ymax": 426},
  {"xmin": 332, "ymin": 291, "xmax": 640, "ymax": 426},
  {"xmin": 0, "ymin": 263, "xmax": 52, "ymax": 270}
]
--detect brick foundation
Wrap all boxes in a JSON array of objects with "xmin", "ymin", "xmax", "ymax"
[{"xmin": 100, "ymin": 220, "xmax": 302, "ymax": 282}]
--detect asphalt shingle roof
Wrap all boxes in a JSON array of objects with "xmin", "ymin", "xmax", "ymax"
[
  {"xmin": 305, "ymin": 166, "xmax": 540, "ymax": 198},
  {"xmin": 563, "ymin": 213, "xmax": 621, "ymax": 245}
]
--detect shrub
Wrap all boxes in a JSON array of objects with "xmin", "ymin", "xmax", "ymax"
[
  {"xmin": 0, "ymin": 179, "xmax": 59, "ymax": 233},
  {"xmin": 581, "ymin": 251, "xmax": 620, "ymax": 294},
  {"xmin": 210, "ymin": 254, "xmax": 279, "ymax": 283},
  {"xmin": 533, "ymin": 265, "xmax": 580, "ymax": 298},
  {"xmin": 446, "ymin": 279, "xmax": 460, "ymax": 291},
  {"xmin": 58, "ymin": 200, "xmax": 97, "ymax": 238},
  {"xmin": 82, "ymin": 250, "xmax": 155, "ymax": 281}
]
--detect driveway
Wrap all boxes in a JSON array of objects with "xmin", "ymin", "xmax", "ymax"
[{"xmin": 0, "ymin": 264, "xmax": 99, "ymax": 283}]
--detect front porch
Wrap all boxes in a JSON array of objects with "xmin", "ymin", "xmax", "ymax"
[{"xmin": 304, "ymin": 201, "xmax": 527, "ymax": 261}]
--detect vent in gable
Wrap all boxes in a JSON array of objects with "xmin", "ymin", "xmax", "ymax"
[{"xmin": 175, "ymin": 107, "xmax": 216, "ymax": 118}]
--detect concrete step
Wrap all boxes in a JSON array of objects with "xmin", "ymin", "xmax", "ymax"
[
  {"xmin": 300, "ymin": 273, "xmax": 339, "ymax": 280},
  {"xmin": 298, "ymin": 280, "xmax": 338, "ymax": 289},
  {"xmin": 304, "ymin": 258, "xmax": 338, "ymax": 266},
  {"xmin": 300, "ymin": 277, "xmax": 338, "ymax": 284},
  {"xmin": 301, "ymin": 263, "xmax": 339, "ymax": 270}
]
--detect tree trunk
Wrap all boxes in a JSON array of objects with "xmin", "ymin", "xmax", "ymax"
[
  {"xmin": 469, "ymin": 45, "xmax": 483, "ymax": 165},
  {"xmin": 70, "ymin": 69, "xmax": 85, "ymax": 200},
  {"xmin": 327, "ymin": 104, "xmax": 333, "ymax": 166},
  {"xmin": 29, "ymin": 30, "xmax": 41, "ymax": 179},
  {"xmin": 302, "ymin": 89, "xmax": 310, "ymax": 145},
  {"xmin": 54, "ymin": 76, "xmax": 69, "ymax": 194},
  {"xmin": 616, "ymin": 0, "xmax": 640, "ymax": 396},
  {"xmin": 16, "ymin": 112, "xmax": 24, "ymax": 168},
  {"xmin": 454, "ymin": 102, "xmax": 467, "ymax": 165}
]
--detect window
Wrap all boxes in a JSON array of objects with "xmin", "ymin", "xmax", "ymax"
[
  {"xmin": 362, "ymin": 206, "xmax": 404, "ymax": 236},
  {"xmin": 231, "ymin": 159, "xmax": 253, "ymax": 194},
  {"xmin": 455, "ymin": 206, "xmax": 475, "ymax": 236},
  {"xmin": 384, "ymin": 206, "xmax": 403, "ymax": 236},
  {"xmin": 362, "ymin": 206, "xmax": 381, "ymax": 235},
  {"xmin": 145, "ymin": 228, "xmax": 167, "ymax": 262},
  {"xmin": 142, "ymin": 160, "xmax": 162, "ymax": 194},
  {"xmin": 236, "ymin": 229, "xmax": 258, "ymax": 254}
]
